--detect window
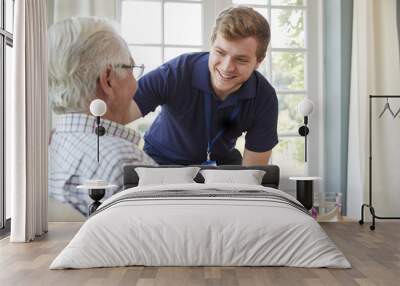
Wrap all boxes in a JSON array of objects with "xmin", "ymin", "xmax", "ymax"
[
  {"xmin": 120, "ymin": 0, "xmax": 203, "ymax": 74},
  {"xmin": 0, "ymin": 0, "xmax": 14, "ymax": 231},
  {"xmin": 119, "ymin": 0, "xmax": 321, "ymax": 183},
  {"xmin": 119, "ymin": 0, "xmax": 205, "ymax": 139},
  {"xmin": 231, "ymin": 0, "xmax": 312, "ymax": 180}
]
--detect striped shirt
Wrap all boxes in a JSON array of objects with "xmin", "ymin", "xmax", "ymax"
[{"xmin": 49, "ymin": 113, "xmax": 156, "ymax": 216}]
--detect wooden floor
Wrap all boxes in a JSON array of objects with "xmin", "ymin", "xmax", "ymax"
[{"xmin": 0, "ymin": 222, "xmax": 399, "ymax": 286}]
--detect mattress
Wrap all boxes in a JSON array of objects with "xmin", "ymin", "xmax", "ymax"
[{"xmin": 50, "ymin": 183, "xmax": 351, "ymax": 269}]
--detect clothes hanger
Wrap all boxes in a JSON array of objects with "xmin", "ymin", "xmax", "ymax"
[
  {"xmin": 394, "ymin": 103, "xmax": 400, "ymax": 118},
  {"xmin": 394, "ymin": 106, "xmax": 400, "ymax": 118},
  {"xmin": 378, "ymin": 98, "xmax": 395, "ymax": 118}
]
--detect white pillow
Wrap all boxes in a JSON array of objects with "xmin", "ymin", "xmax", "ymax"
[
  {"xmin": 200, "ymin": 169, "xmax": 266, "ymax": 185},
  {"xmin": 135, "ymin": 167, "xmax": 200, "ymax": 186}
]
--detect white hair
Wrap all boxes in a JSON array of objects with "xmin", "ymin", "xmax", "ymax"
[{"xmin": 48, "ymin": 17, "xmax": 131, "ymax": 114}]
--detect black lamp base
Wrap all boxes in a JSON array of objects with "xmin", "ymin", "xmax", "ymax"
[
  {"xmin": 88, "ymin": 188, "xmax": 105, "ymax": 215},
  {"xmin": 298, "ymin": 125, "xmax": 309, "ymax": 136},
  {"xmin": 296, "ymin": 180, "xmax": 313, "ymax": 210}
]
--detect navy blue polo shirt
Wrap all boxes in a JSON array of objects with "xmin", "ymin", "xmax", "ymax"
[{"xmin": 134, "ymin": 52, "xmax": 278, "ymax": 165}]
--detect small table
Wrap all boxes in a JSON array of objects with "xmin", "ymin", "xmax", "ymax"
[
  {"xmin": 77, "ymin": 183, "xmax": 117, "ymax": 215},
  {"xmin": 289, "ymin": 177, "xmax": 320, "ymax": 210}
]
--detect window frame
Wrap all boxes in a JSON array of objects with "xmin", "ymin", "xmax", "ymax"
[
  {"xmin": 214, "ymin": 1, "xmax": 323, "ymax": 189},
  {"xmin": 117, "ymin": 0, "xmax": 206, "ymax": 66},
  {"xmin": 229, "ymin": 1, "xmax": 322, "ymax": 190}
]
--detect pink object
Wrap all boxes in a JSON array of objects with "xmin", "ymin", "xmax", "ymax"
[
  {"xmin": 335, "ymin": 193, "xmax": 342, "ymax": 207},
  {"xmin": 311, "ymin": 207, "xmax": 318, "ymax": 219}
]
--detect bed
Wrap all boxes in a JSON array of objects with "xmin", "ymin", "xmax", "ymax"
[{"xmin": 50, "ymin": 165, "xmax": 350, "ymax": 269}]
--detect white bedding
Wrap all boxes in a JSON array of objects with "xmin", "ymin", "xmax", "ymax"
[{"xmin": 50, "ymin": 183, "xmax": 351, "ymax": 269}]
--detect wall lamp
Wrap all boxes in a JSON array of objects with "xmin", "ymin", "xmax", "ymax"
[
  {"xmin": 297, "ymin": 98, "xmax": 314, "ymax": 162},
  {"xmin": 90, "ymin": 99, "xmax": 107, "ymax": 162}
]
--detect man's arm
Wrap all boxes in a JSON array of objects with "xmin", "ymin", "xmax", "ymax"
[
  {"xmin": 242, "ymin": 148, "xmax": 272, "ymax": 166},
  {"xmin": 130, "ymin": 62, "xmax": 175, "ymax": 123},
  {"xmin": 127, "ymin": 100, "xmax": 143, "ymax": 123},
  {"xmin": 242, "ymin": 83, "xmax": 278, "ymax": 166}
]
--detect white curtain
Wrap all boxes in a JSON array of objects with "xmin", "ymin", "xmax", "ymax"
[
  {"xmin": 9, "ymin": 0, "xmax": 48, "ymax": 242},
  {"xmin": 347, "ymin": 0, "xmax": 400, "ymax": 218}
]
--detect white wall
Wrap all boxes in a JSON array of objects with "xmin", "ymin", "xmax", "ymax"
[
  {"xmin": 50, "ymin": 0, "xmax": 117, "ymax": 24},
  {"xmin": 347, "ymin": 0, "xmax": 400, "ymax": 219},
  {"xmin": 370, "ymin": 0, "xmax": 400, "ymax": 217}
]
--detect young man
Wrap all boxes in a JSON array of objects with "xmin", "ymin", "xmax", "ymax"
[{"xmin": 131, "ymin": 6, "xmax": 278, "ymax": 166}]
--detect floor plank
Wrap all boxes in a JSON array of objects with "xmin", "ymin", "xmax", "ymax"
[{"xmin": 0, "ymin": 221, "xmax": 399, "ymax": 286}]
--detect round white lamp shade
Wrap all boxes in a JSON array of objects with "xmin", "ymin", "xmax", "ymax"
[
  {"xmin": 90, "ymin": 99, "xmax": 107, "ymax": 117},
  {"xmin": 298, "ymin": 98, "xmax": 314, "ymax": 116}
]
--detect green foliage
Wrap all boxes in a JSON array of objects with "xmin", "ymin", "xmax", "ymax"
[
  {"xmin": 273, "ymin": 52, "xmax": 304, "ymax": 90},
  {"xmin": 275, "ymin": 8, "xmax": 304, "ymax": 47},
  {"xmin": 278, "ymin": 94, "xmax": 303, "ymax": 132},
  {"xmin": 271, "ymin": 6, "xmax": 306, "ymax": 166}
]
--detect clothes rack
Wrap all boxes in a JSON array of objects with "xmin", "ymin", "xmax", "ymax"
[{"xmin": 359, "ymin": 95, "xmax": 400, "ymax": 230}]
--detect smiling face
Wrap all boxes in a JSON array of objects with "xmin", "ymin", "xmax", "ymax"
[{"xmin": 208, "ymin": 34, "xmax": 263, "ymax": 99}]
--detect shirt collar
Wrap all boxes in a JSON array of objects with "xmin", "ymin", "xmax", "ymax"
[
  {"xmin": 191, "ymin": 53, "xmax": 258, "ymax": 108},
  {"xmin": 192, "ymin": 53, "xmax": 213, "ymax": 94},
  {"xmin": 54, "ymin": 113, "xmax": 141, "ymax": 145}
]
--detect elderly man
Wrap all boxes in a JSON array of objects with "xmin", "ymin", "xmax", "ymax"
[
  {"xmin": 130, "ymin": 7, "xmax": 278, "ymax": 166},
  {"xmin": 48, "ymin": 17, "xmax": 155, "ymax": 216}
]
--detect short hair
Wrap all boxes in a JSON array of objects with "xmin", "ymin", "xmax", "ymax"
[
  {"xmin": 210, "ymin": 6, "xmax": 270, "ymax": 61},
  {"xmin": 48, "ymin": 17, "xmax": 131, "ymax": 114}
]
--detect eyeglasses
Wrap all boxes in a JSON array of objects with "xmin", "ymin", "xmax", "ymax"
[{"xmin": 115, "ymin": 63, "xmax": 145, "ymax": 79}]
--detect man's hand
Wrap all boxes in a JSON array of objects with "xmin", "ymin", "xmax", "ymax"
[{"xmin": 242, "ymin": 148, "xmax": 272, "ymax": 166}]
